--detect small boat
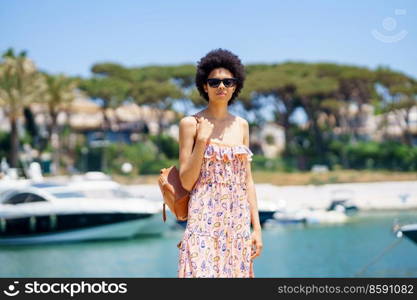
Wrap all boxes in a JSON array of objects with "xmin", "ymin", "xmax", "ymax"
[
  {"xmin": 302, "ymin": 208, "xmax": 348, "ymax": 224},
  {"xmin": 174, "ymin": 196, "xmax": 285, "ymax": 229},
  {"xmin": 257, "ymin": 198, "xmax": 286, "ymax": 225},
  {"xmin": 328, "ymin": 190, "xmax": 358, "ymax": 216},
  {"xmin": 272, "ymin": 209, "xmax": 306, "ymax": 224},
  {"xmin": 272, "ymin": 207, "xmax": 348, "ymax": 225},
  {"xmin": 396, "ymin": 223, "xmax": 417, "ymax": 244},
  {"xmin": 0, "ymin": 183, "xmax": 164, "ymax": 245}
]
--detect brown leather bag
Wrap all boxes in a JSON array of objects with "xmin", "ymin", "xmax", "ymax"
[{"xmin": 158, "ymin": 115, "xmax": 199, "ymax": 222}]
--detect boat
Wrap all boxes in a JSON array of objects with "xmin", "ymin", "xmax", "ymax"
[
  {"xmin": 301, "ymin": 208, "xmax": 348, "ymax": 224},
  {"xmin": 271, "ymin": 209, "xmax": 306, "ymax": 224},
  {"xmin": 257, "ymin": 198, "xmax": 286, "ymax": 225},
  {"xmin": 68, "ymin": 173, "xmax": 145, "ymax": 200},
  {"xmin": 395, "ymin": 223, "xmax": 417, "ymax": 244},
  {"xmin": 271, "ymin": 207, "xmax": 348, "ymax": 225},
  {"xmin": 0, "ymin": 182, "xmax": 165, "ymax": 245},
  {"xmin": 328, "ymin": 189, "xmax": 359, "ymax": 216},
  {"xmin": 269, "ymin": 189, "xmax": 355, "ymax": 225},
  {"xmin": 174, "ymin": 194, "xmax": 286, "ymax": 229}
]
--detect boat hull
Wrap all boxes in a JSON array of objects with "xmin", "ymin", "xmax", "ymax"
[
  {"xmin": 401, "ymin": 224, "xmax": 417, "ymax": 244},
  {"xmin": 0, "ymin": 213, "xmax": 165, "ymax": 245}
]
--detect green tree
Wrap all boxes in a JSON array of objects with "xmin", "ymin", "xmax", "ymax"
[
  {"xmin": 316, "ymin": 64, "xmax": 377, "ymax": 140},
  {"xmin": 240, "ymin": 63, "xmax": 304, "ymax": 149},
  {"xmin": 0, "ymin": 48, "xmax": 45, "ymax": 167},
  {"xmin": 376, "ymin": 67, "xmax": 417, "ymax": 146},
  {"xmin": 131, "ymin": 79, "xmax": 183, "ymax": 158},
  {"xmin": 42, "ymin": 73, "xmax": 78, "ymax": 174}
]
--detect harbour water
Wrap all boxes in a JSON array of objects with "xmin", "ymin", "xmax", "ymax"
[{"xmin": 0, "ymin": 210, "xmax": 416, "ymax": 277}]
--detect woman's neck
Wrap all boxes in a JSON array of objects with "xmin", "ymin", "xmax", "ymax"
[{"xmin": 204, "ymin": 102, "xmax": 230, "ymax": 120}]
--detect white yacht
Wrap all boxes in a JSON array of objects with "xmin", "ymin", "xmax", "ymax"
[{"xmin": 0, "ymin": 182, "xmax": 165, "ymax": 245}]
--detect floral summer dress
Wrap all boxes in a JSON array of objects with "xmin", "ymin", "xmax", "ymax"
[{"xmin": 177, "ymin": 139, "xmax": 255, "ymax": 278}]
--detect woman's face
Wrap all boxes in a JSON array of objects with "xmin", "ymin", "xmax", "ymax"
[{"xmin": 204, "ymin": 68, "xmax": 236, "ymax": 104}]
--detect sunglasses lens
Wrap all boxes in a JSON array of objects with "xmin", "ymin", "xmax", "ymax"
[
  {"xmin": 207, "ymin": 79, "xmax": 221, "ymax": 87},
  {"xmin": 223, "ymin": 79, "xmax": 236, "ymax": 87}
]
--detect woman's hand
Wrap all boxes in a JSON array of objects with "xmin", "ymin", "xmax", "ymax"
[
  {"xmin": 250, "ymin": 230, "xmax": 263, "ymax": 260},
  {"xmin": 196, "ymin": 117, "xmax": 214, "ymax": 142}
]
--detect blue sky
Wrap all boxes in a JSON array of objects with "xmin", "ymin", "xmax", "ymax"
[{"xmin": 1, "ymin": 0, "xmax": 416, "ymax": 79}]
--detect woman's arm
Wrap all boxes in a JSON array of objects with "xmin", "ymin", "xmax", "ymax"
[
  {"xmin": 242, "ymin": 118, "xmax": 263, "ymax": 259},
  {"xmin": 178, "ymin": 116, "xmax": 208, "ymax": 191}
]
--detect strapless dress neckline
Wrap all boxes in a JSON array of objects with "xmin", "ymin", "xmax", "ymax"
[{"xmin": 207, "ymin": 138, "xmax": 248, "ymax": 149}]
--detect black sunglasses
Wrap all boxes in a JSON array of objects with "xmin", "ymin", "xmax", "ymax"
[{"xmin": 206, "ymin": 78, "xmax": 237, "ymax": 88}]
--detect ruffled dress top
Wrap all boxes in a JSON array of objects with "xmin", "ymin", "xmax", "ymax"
[{"xmin": 177, "ymin": 139, "xmax": 255, "ymax": 278}]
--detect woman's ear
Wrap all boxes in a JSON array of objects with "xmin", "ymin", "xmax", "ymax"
[{"xmin": 204, "ymin": 83, "xmax": 208, "ymax": 93}]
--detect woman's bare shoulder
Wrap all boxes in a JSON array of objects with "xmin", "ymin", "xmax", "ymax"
[
  {"xmin": 179, "ymin": 116, "xmax": 198, "ymax": 142},
  {"xmin": 235, "ymin": 115, "xmax": 249, "ymax": 128},
  {"xmin": 179, "ymin": 115, "xmax": 198, "ymax": 127}
]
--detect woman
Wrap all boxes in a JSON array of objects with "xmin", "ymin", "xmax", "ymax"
[{"xmin": 177, "ymin": 49, "xmax": 263, "ymax": 278}]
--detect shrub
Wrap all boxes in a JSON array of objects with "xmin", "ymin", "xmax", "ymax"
[
  {"xmin": 105, "ymin": 141, "xmax": 159, "ymax": 175},
  {"xmin": 149, "ymin": 134, "xmax": 179, "ymax": 159},
  {"xmin": 140, "ymin": 159, "xmax": 179, "ymax": 175}
]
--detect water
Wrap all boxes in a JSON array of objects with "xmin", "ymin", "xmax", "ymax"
[{"xmin": 0, "ymin": 210, "xmax": 416, "ymax": 277}]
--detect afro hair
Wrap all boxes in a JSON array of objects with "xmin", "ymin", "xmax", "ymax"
[{"xmin": 195, "ymin": 48, "xmax": 245, "ymax": 105}]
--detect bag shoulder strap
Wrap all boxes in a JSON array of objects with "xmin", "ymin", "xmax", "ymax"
[
  {"xmin": 191, "ymin": 114, "xmax": 199, "ymax": 150},
  {"xmin": 191, "ymin": 114, "xmax": 199, "ymax": 123}
]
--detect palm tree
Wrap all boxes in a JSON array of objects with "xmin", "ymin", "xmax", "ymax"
[
  {"xmin": 0, "ymin": 48, "xmax": 45, "ymax": 167},
  {"xmin": 42, "ymin": 73, "xmax": 77, "ymax": 174}
]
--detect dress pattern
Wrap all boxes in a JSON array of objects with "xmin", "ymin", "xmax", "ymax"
[{"xmin": 177, "ymin": 140, "xmax": 255, "ymax": 278}]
